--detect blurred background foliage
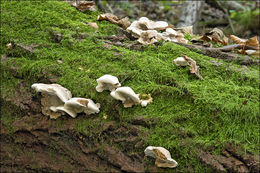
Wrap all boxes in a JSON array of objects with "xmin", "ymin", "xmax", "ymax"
[{"xmin": 94, "ymin": 0, "xmax": 259, "ymax": 38}]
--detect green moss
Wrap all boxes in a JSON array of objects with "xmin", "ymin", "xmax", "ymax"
[{"xmin": 1, "ymin": 1, "xmax": 259, "ymax": 172}]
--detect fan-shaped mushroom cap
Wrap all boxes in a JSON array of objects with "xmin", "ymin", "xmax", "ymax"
[
  {"xmin": 138, "ymin": 30, "xmax": 159, "ymax": 45},
  {"xmin": 144, "ymin": 146, "xmax": 178, "ymax": 168},
  {"xmin": 51, "ymin": 98, "xmax": 100, "ymax": 118},
  {"xmin": 31, "ymin": 83, "xmax": 72, "ymax": 119},
  {"xmin": 84, "ymin": 99, "xmax": 100, "ymax": 115},
  {"xmin": 126, "ymin": 21, "xmax": 143, "ymax": 38},
  {"xmin": 31, "ymin": 83, "xmax": 72, "ymax": 102},
  {"xmin": 138, "ymin": 17, "xmax": 168, "ymax": 30},
  {"xmin": 96, "ymin": 74, "xmax": 121, "ymax": 92},
  {"xmin": 110, "ymin": 87, "xmax": 140, "ymax": 108},
  {"xmin": 173, "ymin": 57, "xmax": 189, "ymax": 66}
]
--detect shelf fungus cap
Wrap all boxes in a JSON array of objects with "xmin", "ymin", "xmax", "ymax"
[
  {"xmin": 31, "ymin": 83, "xmax": 72, "ymax": 119},
  {"xmin": 138, "ymin": 17, "xmax": 168, "ymax": 30},
  {"xmin": 144, "ymin": 146, "xmax": 178, "ymax": 168},
  {"xmin": 31, "ymin": 83, "xmax": 72, "ymax": 102},
  {"xmin": 110, "ymin": 87, "xmax": 140, "ymax": 108},
  {"xmin": 173, "ymin": 57, "xmax": 189, "ymax": 66},
  {"xmin": 138, "ymin": 30, "xmax": 159, "ymax": 45},
  {"xmin": 126, "ymin": 21, "xmax": 143, "ymax": 38},
  {"xmin": 51, "ymin": 98, "xmax": 100, "ymax": 118},
  {"xmin": 96, "ymin": 74, "xmax": 121, "ymax": 92}
]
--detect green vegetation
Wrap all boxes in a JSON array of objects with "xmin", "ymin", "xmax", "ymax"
[{"xmin": 1, "ymin": 1, "xmax": 259, "ymax": 172}]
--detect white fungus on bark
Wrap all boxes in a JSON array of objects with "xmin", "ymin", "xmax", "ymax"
[
  {"xmin": 51, "ymin": 98, "xmax": 100, "ymax": 118},
  {"xmin": 96, "ymin": 74, "xmax": 121, "ymax": 92},
  {"xmin": 144, "ymin": 146, "xmax": 178, "ymax": 168},
  {"xmin": 110, "ymin": 87, "xmax": 140, "ymax": 108},
  {"xmin": 31, "ymin": 83, "xmax": 72, "ymax": 119}
]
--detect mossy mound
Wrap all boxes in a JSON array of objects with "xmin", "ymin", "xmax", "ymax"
[{"xmin": 1, "ymin": 1, "xmax": 259, "ymax": 172}]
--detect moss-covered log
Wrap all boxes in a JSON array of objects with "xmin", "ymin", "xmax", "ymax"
[{"xmin": 1, "ymin": 1, "xmax": 259, "ymax": 172}]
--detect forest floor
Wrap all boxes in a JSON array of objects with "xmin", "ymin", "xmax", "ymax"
[{"xmin": 1, "ymin": 1, "xmax": 259, "ymax": 172}]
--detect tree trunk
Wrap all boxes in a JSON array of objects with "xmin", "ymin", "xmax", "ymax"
[{"xmin": 177, "ymin": 0, "xmax": 204, "ymax": 33}]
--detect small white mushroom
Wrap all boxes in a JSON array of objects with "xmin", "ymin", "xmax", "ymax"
[
  {"xmin": 173, "ymin": 57, "xmax": 189, "ymax": 66},
  {"xmin": 140, "ymin": 94, "xmax": 153, "ymax": 107},
  {"xmin": 144, "ymin": 146, "xmax": 178, "ymax": 168},
  {"xmin": 31, "ymin": 83, "xmax": 72, "ymax": 119},
  {"xmin": 51, "ymin": 98, "xmax": 100, "ymax": 118},
  {"xmin": 110, "ymin": 87, "xmax": 140, "ymax": 108},
  {"xmin": 96, "ymin": 74, "xmax": 121, "ymax": 92}
]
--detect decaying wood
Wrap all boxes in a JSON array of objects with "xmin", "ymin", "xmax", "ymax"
[{"xmin": 174, "ymin": 42, "xmax": 259, "ymax": 65}]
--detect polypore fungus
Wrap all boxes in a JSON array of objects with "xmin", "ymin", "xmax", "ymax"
[
  {"xmin": 144, "ymin": 146, "xmax": 178, "ymax": 168},
  {"xmin": 173, "ymin": 57, "xmax": 189, "ymax": 66},
  {"xmin": 51, "ymin": 98, "xmax": 100, "ymax": 118},
  {"xmin": 138, "ymin": 30, "xmax": 159, "ymax": 45},
  {"xmin": 96, "ymin": 74, "xmax": 121, "ymax": 92},
  {"xmin": 110, "ymin": 87, "xmax": 140, "ymax": 108},
  {"xmin": 31, "ymin": 83, "xmax": 72, "ymax": 119}
]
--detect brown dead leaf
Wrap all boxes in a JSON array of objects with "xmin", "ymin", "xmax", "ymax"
[
  {"xmin": 230, "ymin": 35, "xmax": 260, "ymax": 52},
  {"xmin": 182, "ymin": 55, "xmax": 203, "ymax": 80},
  {"xmin": 230, "ymin": 35, "xmax": 246, "ymax": 44},
  {"xmin": 206, "ymin": 28, "xmax": 228, "ymax": 45},
  {"xmin": 97, "ymin": 13, "xmax": 131, "ymax": 29},
  {"xmin": 87, "ymin": 22, "xmax": 98, "ymax": 29},
  {"xmin": 71, "ymin": 1, "xmax": 96, "ymax": 12},
  {"xmin": 245, "ymin": 36, "xmax": 259, "ymax": 48},
  {"xmin": 174, "ymin": 26, "xmax": 193, "ymax": 35}
]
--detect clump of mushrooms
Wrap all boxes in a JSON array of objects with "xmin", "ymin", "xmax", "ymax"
[
  {"xmin": 126, "ymin": 17, "xmax": 188, "ymax": 45},
  {"xmin": 31, "ymin": 83, "xmax": 72, "ymax": 119},
  {"xmin": 50, "ymin": 98, "xmax": 100, "ymax": 118},
  {"xmin": 144, "ymin": 146, "xmax": 178, "ymax": 168},
  {"xmin": 32, "ymin": 83, "xmax": 100, "ymax": 119},
  {"xmin": 96, "ymin": 74, "xmax": 121, "ymax": 92}
]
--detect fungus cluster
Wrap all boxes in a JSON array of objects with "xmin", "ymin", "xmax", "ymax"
[
  {"xmin": 95, "ymin": 74, "xmax": 153, "ymax": 108},
  {"xmin": 126, "ymin": 17, "xmax": 188, "ymax": 45},
  {"xmin": 32, "ymin": 83, "xmax": 100, "ymax": 119}
]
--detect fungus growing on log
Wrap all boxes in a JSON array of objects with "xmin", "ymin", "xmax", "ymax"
[
  {"xmin": 51, "ymin": 98, "xmax": 100, "ymax": 118},
  {"xmin": 110, "ymin": 87, "xmax": 140, "ymax": 108},
  {"xmin": 144, "ymin": 146, "xmax": 178, "ymax": 168},
  {"xmin": 96, "ymin": 74, "xmax": 121, "ymax": 92},
  {"xmin": 31, "ymin": 83, "xmax": 72, "ymax": 119}
]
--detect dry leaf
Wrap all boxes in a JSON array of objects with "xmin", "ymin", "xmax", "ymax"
[
  {"xmin": 230, "ymin": 35, "xmax": 260, "ymax": 52},
  {"xmin": 71, "ymin": 1, "xmax": 96, "ymax": 12},
  {"xmin": 230, "ymin": 35, "xmax": 246, "ymax": 44},
  {"xmin": 182, "ymin": 55, "xmax": 203, "ymax": 80},
  {"xmin": 87, "ymin": 22, "xmax": 98, "ymax": 29},
  {"xmin": 206, "ymin": 28, "xmax": 228, "ymax": 45},
  {"xmin": 97, "ymin": 13, "xmax": 131, "ymax": 29},
  {"xmin": 245, "ymin": 36, "xmax": 259, "ymax": 48},
  {"xmin": 174, "ymin": 26, "xmax": 193, "ymax": 35}
]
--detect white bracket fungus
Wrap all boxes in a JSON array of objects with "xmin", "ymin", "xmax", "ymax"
[
  {"xmin": 110, "ymin": 87, "xmax": 140, "ymax": 108},
  {"xmin": 144, "ymin": 146, "xmax": 178, "ymax": 168},
  {"xmin": 96, "ymin": 74, "xmax": 121, "ymax": 92},
  {"xmin": 50, "ymin": 98, "xmax": 100, "ymax": 118},
  {"xmin": 31, "ymin": 83, "xmax": 72, "ymax": 119},
  {"xmin": 173, "ymin": 57, "xmax": 189, "ymax": 66}
]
